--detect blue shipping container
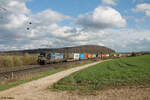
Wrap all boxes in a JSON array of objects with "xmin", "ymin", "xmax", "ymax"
[
  {"xmin": 50, "ymin": 53, "xmax": 55, "ymax": 60},
  {"xmin": 80, "ymin": 53, "xmax": 84, "ymax": 59},
  {"xmin": 51, "ymin": 53, "xmax": 64, "ymax": 60}
]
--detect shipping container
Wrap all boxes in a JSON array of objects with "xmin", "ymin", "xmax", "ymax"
[
  {"xmin": 106, "ymin": 54, "xmax": 109, "ymax": 57},
  {"xmin": 84, "ymin": 53, "xmax": 88, "ymax": 59},
  {"xmin": 124, "ymin": 54, "xmax": 126, "ymax": 57},
  {"xmin": 50, "ymin": 53, "xmax": 55, "ymax": 60},
  {"xmin": 114, "ymin": 54, "xmax": 117, "ymax": 57},
  {"xmin": 88, "ymin": 53, "xmax": 92, "ymax": 58},
  {"xmin": 92, "ymin": 54, "xmax": 96, "ymax": 58},
  {"xmin": 68, "ymin": 53, "xmax": 74, "ymax": 59},
  {"xmin": 126, "ymin": 54, "xmax": 128, "ymax": 56},
  {"xmin": 67, "ymin": 53, "xmax": 74, "ymax": 61},
  {"xmin": 51, "ymin": 53, "xmax": 64, "ymax": 60},
  {"xmin": 74, "ymin": 53, "xmax": 80, "ymax": 60},
  {"xmin": 127, "ymin": 54, "xmax": 131, "ymax": 57},
  {"xmin": 119, "ymin": 54, "xmax": 122, "ymax": 57},
  {"xmin": 103, "ymin": 54, "xmax": 106, "ymax": 57},
  {"xmin": 67, "ymin": 53, "xmax": 80, "ymax": 61},
  {"xmin": 48, "ymin": 53, "xmax": 65, "ymax": 63},
  {"xmin": 80, "ymin": 53, "xmax": 84, "ymax": 59},
  {"xmin": 98, "ymin": 54, "xmax": 102, "ymax": 58},
  {"xmin": 64, "ymin": 53, "xmax": 69, "ymax": 59}
]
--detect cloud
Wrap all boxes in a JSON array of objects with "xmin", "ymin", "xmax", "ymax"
[
  {"xmin": 99, "ymin": 29, "xmax": 150, "ymax": 52},
  {"xmin": 75, "ymin": 6, "xmax": 126, "ymax": 30},
  {"xmin": 0, "ymin": 0, "xmax": 73, "ymax": 50},
  {"xmin": 31, "ymin": 9, "xmax": 71, "ymax": 25},
  {"xmin": 0, "ymin": 0, "xmax": 30, "ymax": 29},
  {"xmin": 0, "ymin": 0, "xmax": 150, "ymax": 52},
  {"xmin": 101, "ymin": 0, "xmax": 117, "ymax": 5},
  {"xmin": 133, "ymin": 3, "xmax": 150, "ymax": 16}
]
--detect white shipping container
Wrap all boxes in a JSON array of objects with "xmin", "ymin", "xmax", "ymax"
[
  {"xmin": 119, "ymin": 54, "xmax": 122, "ymax": 57},
  {"xmin": 106, "ymin": 54, "xmax": 109, "ymax": 57},
  {"xmin": 74, "ymin": 53, "xmax": 80, "ymax": 60},
  {"xmin": 114, "ymin": 54, "xmax": 117, "ymax": 57},
  {"xmin": 92, "ymin": 54, "xmax": 96, "ymax": 58}
]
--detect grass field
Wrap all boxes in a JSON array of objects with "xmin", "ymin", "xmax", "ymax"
[{"xmin": 52, "ymin": 55, "xmax": 150, "ymax": 92}]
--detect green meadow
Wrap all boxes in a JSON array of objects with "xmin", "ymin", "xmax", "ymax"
[{"xmin": 52, "ymin": 55, "xmax": 150, "ymax": 92}]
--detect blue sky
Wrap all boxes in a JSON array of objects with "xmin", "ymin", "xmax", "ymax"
[
  {"xmin": 0, "ymin": 0, "xmax": 150, "ymax": 52},
  {"xmin": 27, "ymin": 0, "xmax": 101, "ymax": 16},
  {"xmin": 26, "ymin": 0, "xmax": 150, "ymax": 29}
]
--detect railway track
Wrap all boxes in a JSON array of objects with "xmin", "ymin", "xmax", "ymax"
[{"xmin": 0, "ymin": 58, "xmax": 99, "ymax": 83}]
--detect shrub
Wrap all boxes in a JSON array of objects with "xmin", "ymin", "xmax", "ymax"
[
  {"xmin": 22, "ymin": 53, "xmax": 32, "ymax": 65},
  {"xmin": 0, "ymin": 53, "xmax": 38, "ymax": 68},
  {"xmin": 0, "ymin": 56, "xmax": 4, "ymax": 67},
  {"xmin": 22, "ymin": 53, "xmax": 37, "ymax": 65},
  {"xmin": 13, "ymin": 56, "xmax": 23, "ymax": 66},
  {"xmin": 2, "ymin": 56, "xmax": 14, "ymax": 67},
  {"xmin": 31, "ymin": 56, "xmax": 38, "ymax": 65}
]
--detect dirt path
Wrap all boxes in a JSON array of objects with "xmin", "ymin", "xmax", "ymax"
[
  {"xmin": 0, "ymin": 60, "xmax": 150, "ymax": 100},
  {"xmin": 0, "ymin": 61, "xmax": 102, "ymax": 100}
]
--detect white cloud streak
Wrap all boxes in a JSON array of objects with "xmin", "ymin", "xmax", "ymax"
[
  {"xmin": 101, "ymin": 0, "xmax": 117, "ymax": 5},
  {"xmin": 133, "ymin": 3, "xmax": 150, "ymax": 16}
]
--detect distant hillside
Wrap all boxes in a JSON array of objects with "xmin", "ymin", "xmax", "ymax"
[{"xmin": 0, "ymin": 45, "xmax": 115, "ymax": 55}]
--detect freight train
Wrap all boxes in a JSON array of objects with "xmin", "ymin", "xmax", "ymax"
[{"xmin": 37, "ymin": 52, "xmax": 132, "ymax": 65}]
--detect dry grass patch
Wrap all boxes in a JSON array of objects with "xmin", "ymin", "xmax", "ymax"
[{"xmin": 0, "ymin": 53, "xmax": 38, "ymax": 68}]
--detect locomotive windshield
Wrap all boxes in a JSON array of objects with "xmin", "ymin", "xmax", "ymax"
[{"xmin": 40, "ymin": 52, "xmax": 46, "ymax": 56}]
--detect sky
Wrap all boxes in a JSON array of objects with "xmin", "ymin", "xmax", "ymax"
[{"xmin": 0, "ymin": 0, "xmax": 150, "ymax": 52}]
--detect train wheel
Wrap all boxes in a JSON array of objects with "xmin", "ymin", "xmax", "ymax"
[{"xmin": 43, "ymin": 61, "xmax": 46, "ymax": 65}]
